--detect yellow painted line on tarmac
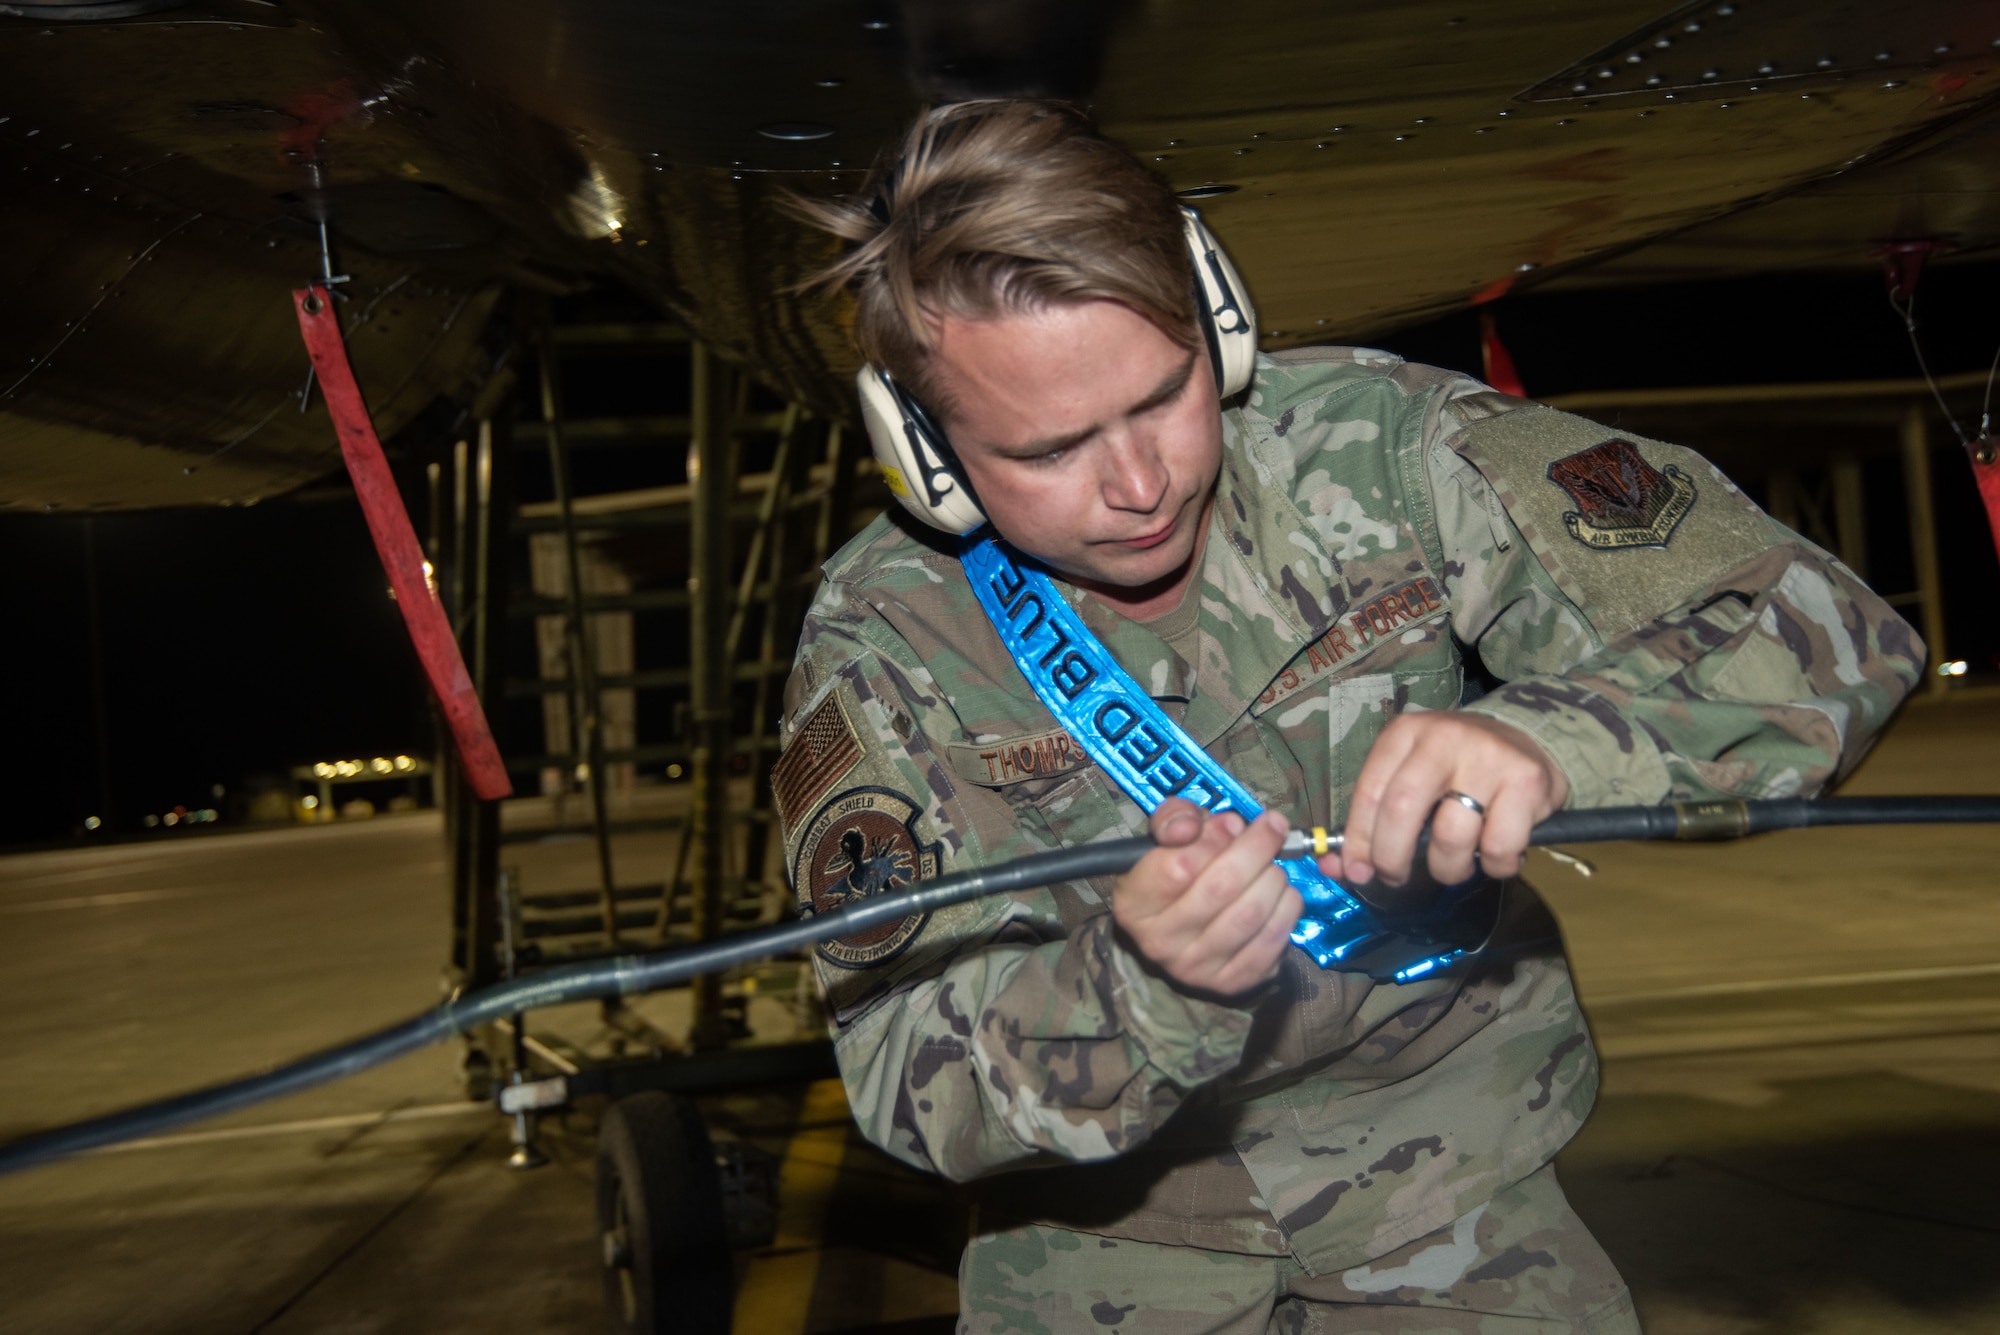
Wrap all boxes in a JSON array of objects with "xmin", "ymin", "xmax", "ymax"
[
  {"xmin": 1, "ymin": 886, "xmax": 213, "ymax": 914},
  {"xmin": 1587, "ymin": 960, "xmax": 2000, "ymax": 1005},
  {"xmin": 732, "ymin": 1078, "xmax": 851, "ymax": 1335},
  {"xmin": 83, "ymin": 1101, "xmax": 488, "ymax": 1154}
]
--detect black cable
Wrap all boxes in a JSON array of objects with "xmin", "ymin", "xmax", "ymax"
[
  {"xmin": 1528, "ymin": 795, "xmax": 2000, "ymax": 845},
  {"xmin": 4, "ymin": 797, "xmax": 1998, "ymax": 1177},
  {"xmin": 0, "ymin": 838, "xmax": 1151, "ymax": 1177}
]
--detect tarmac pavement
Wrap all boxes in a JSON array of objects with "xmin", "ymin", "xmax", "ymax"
[{"xmin": 1, "ymin": 696, "xmax": 1996, "ymax": 1333}]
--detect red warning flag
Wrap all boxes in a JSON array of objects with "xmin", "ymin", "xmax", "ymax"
[
  {"xmin": 1973, "ymin": 444, "xmax": 2000, "ymax": 569},
  {"xmin": 1478, "ymin": 308, "xmax": 1527, "ymax": 399},
  {"xmin": 292, "ymin": 285, "xmax": 513, "ymax": 801}
]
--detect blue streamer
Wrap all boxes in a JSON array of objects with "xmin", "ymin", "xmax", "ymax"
[{"xmin": 960, "ymin": 533, "xmax": 1452, "ymax": 973}]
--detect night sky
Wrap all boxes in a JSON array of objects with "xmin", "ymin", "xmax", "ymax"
[
  {"xmin": 0, "ymin": 500, "xmax": 432, "ymax": 845},
  {"xmin": 4, "ymin": 263, "xmax": 1997, "ymax": 849}
]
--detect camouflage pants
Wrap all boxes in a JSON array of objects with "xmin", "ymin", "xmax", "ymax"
[{"xmin": 960, "ymin": 1164, "xmax": 1639, "ymax": 1335}]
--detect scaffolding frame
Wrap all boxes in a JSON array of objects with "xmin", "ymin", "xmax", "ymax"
[{"xmin": 440, "ymin": 314, "xmax": 876, "ymax": 1056}]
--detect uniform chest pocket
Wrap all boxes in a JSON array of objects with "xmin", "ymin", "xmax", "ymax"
[
  {"xmin": 1024, "ymin": 764, "xmax": 1148, "ymax": 846},
  {"xmin": 1323, "ymin": 673, "xmax": 1396, "ymax": 808}
]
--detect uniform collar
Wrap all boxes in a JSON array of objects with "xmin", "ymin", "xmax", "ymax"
[
  {"xmin": 1049, "ymin": 407, "xmax": 1329, "ymax": 748},
  {"xmin": 1178, "ymin": 427, "xmax": 1329, "ymax": 742}
]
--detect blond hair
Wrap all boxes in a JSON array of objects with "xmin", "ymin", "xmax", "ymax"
[{"xmin": 792, "ymin": 100, "xmax": 1196, "ymax": 409}]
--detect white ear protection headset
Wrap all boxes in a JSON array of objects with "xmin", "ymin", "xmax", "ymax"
[{"xmin": 857, "ymin": 205, "xmax": 1258, "ymax": 535}]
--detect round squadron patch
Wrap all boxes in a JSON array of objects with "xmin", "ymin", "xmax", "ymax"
[{"xmin": 792, "ymin": 787, "xmax": 940, "ymax": 970}]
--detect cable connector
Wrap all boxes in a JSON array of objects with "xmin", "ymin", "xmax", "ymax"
[{"xmin": 1280, "ymin": 826, "xmax": 1341, "ymax": 857}]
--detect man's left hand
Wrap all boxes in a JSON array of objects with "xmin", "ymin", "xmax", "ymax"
[{"xmin": 1325, "ymin": 712, "xmax": 1569, "ymax": 889}]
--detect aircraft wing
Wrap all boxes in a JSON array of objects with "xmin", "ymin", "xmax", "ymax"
[{"xmin": 2, "ymin": 0, "xmax": 1995, "ymax": 510}]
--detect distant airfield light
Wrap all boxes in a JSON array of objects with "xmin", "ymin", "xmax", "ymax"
[
  {"xmin": 302, "ymin": 795, "xmax": 319, "ymax": 810},
  {"xmin": 314, "ymin": 762, "xmax": 335, "ymax": 778},
  {"xmin": 371, "ymin": 757, "xmax": 394, "ymax": 774},
  {"xmin": 84, "ymin": 816, "xmax": 101, "ymax": 830},
  {"xmin": 667, "ymin": 764, "xmax": 684, "ymax": 779},
  {"xmin": 144, "ymin": 814, "xmax": 160, "ymax": 828},
  {"xmin": 163, "ymin": 812, "xmax": 179, "ymax": 827},
  {"xmin": 394, "ymin": 755, "xmax": 416, "ymax": 772},
  {"xmin": 1941, "ymin": 660, "xmax": 1969, "ymax": 677}
]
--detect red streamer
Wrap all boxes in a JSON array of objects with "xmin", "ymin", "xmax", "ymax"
[
  {"xmin": 1478, "ymin": 308, "xmax": 1527, "ymax": 399},
  {"xmin": 1974, "ymin": 447, "xmax": 2000, "ymax": 570},
  {"xmin": 292, "ymin": 285, "xmax": 513, "ymax": 801}
]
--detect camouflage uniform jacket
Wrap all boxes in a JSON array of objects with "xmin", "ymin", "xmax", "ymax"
[{"xmin": 773, "ymin": 347, "xmax": 1921, "ymax": 1274}]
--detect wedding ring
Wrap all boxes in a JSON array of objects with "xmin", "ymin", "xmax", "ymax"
[{"xmin": 1442, "ymin": 790, "xmax": 1486, "ymax": 817}]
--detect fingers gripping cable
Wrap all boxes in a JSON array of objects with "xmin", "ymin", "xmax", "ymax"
[{"xmin": 2, "ymin": 796, "xmax": 1996, "ymax": 1177}]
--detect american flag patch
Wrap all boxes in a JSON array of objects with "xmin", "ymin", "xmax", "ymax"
[{"xmin": 772, "ymin": 693, "xmax": 862, "ymax": 838}]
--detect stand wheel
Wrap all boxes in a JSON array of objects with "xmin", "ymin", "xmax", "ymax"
[{"xmin": 596, "ymin": 1092, "xmax": 733, "ymax": 1335}]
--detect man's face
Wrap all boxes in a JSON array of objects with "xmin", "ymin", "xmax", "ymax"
[{"xmin": 926, "ymin": 299, "xmax": 1223, "ymax": 603}]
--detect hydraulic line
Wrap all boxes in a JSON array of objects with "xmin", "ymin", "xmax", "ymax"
[{"xmin": 3, "ymin": 795, "xmax": 1996, "ymax": 1177}]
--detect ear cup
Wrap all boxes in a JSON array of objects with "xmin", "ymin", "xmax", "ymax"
[
  {"xmin": 1181, "ymin": 208, "xmax": 1259, "ymax": 398},
  {"xmin": 856, "ymin": 367, "xmax": 989, "ymax": 534}
]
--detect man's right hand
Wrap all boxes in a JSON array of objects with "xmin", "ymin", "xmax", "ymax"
[{"xmin": 1112, "ymin": 798, "xmax": 1302, "ymax": 997}]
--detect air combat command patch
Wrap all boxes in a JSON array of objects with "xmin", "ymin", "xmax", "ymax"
[
  {"xmin": 1547, "ymin": 438, "xmax": 1696, "ymax": 550},
  {"xmin": 792, "ymin": 786, "xmax": 940, "ymax": 970}
]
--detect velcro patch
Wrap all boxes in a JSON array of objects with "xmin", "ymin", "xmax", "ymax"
[
  {"xmin": 792, "ymin": 786, "xmax": 940, "ymax": 970},
  {"xmin": 772, "ymin": 692, "xmax": 861, "ymax": 840},
  {"xmin": 947, "ymin": 728, "xmax": 1091, "ymax": 787},
  {"xmin": 1453, "ymin": 406, "xmax": 1779, "ymax": 641},
  {"xmin": 1254, "ymin": 576, "xmax": 1447, "ymax": 714},
  {"xmin": 1547, "ymin": 438, "xmax": 1695, "ymax": 550}
]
